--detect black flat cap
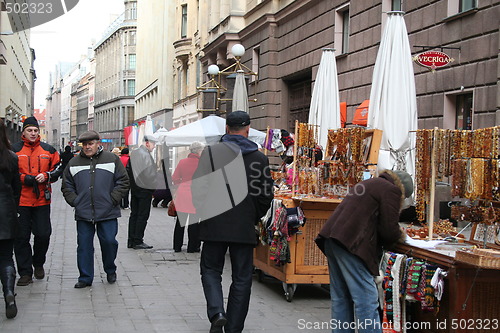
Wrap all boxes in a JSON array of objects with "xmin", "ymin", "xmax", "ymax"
[
  {"xmin": 78, "ymin": 130, "xmax": 100, "ymax": 142},
  {"xmin": 226, "ymin": 111, "xmax": 251, "ymax": 127}
]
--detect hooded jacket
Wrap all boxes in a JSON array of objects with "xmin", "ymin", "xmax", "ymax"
[
  {"xmin": 192, "ymin": 134, "xmax": 274, "ymax": 245},
  {"xmin": 12, "ymin": 136, "xmax": 62, "ymax": 207},
  {"xmin": 316, "ymin": 170, "xmax": 404, "ymax": 275},
  {"xmin": 61, "ymin": 147, "xmax": 129, "ymax": 222}
]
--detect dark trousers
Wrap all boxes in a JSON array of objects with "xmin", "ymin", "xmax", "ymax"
[
  {"xmin": 200, "ymin": 241, "xmax": 254, "ymax": 333},
  {"xmin": 173, "ymin": 212, "xmax": 200, "ymax": 252},
  {"xmin": 128, "ymin": 192, "xmax": 153, "ymax": 246},
  {"xmin": 120, "ymin": 189, "xmax": 130, "ymax": 209},
  {"xmin": 76, "ymin": 219, "xmax": 118, "ymax": 284},
  {"xmin": 14, "ymin": 205, "xmax": 51, "ymax": 277},
  {"xmin": 0, "ymin": 239, "xmax": 15, "ymax": 272}
]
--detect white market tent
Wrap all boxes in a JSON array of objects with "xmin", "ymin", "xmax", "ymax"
[{"xmin": 157, "ymin": 115, "xmax": 266, "ymax": 147}]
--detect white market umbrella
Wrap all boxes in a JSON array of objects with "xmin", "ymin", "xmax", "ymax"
[
  {"xmin": 232, "ymin": 70, "xmax": 249, "ymax": 113},
  {"xmin": 367, "ymin": 11, "xmax": 417, "ymax": 177},
  {"xmin": 157, "ymin": 115, "xmax": 266, "ymax": 147},
  {"xmin": 308, "ymin": 48, "xmax": 341, "ymax": 149}
]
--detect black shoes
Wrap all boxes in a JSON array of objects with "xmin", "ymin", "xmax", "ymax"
[
  {"xmin": 187, "ymin": 248, "xmax": 200, "ymax": 253},
  {"xmin": 107, "ymin": 273, "xmax": 117, "ymax": 284},
  {"xmin": 17, "ymin": 275, "xmax": 33, "ymax": 286},
  {"xmin": 209, "ymin": 313, "xmax": 227, "ymax": 333},
  {"xmin": 34, "ymin": 266, "xmax": 45, "ymax": 280},
  {"xmin": 133, "ymin": 242, "xmax": 153, "ymax": 249},
  {"xmin": 74, "ymin": 281, "xmax": 92, "ymax": 288}
]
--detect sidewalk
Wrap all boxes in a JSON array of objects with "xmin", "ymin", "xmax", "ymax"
[{"xmin": 0, "ymin": 182, "xmax": 330, "ymax": 332}]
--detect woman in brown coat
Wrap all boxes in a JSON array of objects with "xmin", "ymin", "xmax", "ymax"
[{"xmin": 316, "ymin": 170, "xmax": 413, "ymax": 333}]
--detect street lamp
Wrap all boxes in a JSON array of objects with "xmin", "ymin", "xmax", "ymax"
[{"xmin": 196, "ymin": 64, "xmax": 226, "ymax": 114}]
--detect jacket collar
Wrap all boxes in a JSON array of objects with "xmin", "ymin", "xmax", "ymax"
[
  {"xmin": 22, "ymin": 135, "xmax": 40, "ymax": 147},
  {"xmin": 379, "ymin": 170, "xmax": 405, "ymax": 209}
]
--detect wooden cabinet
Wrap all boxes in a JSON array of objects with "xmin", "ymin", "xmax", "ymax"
[
  {"xmin": 254, "ymin": 198, "xmax": 340, "ymax": 301},
  {"xmin": 393, "ymin": 243, "xmax": 500, "ymax": 333}
]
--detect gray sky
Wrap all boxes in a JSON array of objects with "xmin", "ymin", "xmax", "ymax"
[{"xmin": 31, "ymin": 0, "xmax": 123, "ymax": 108}]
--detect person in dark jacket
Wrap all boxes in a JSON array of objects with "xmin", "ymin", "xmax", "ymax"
[
  {"xmin": 171, "ymin": 141, "xmax": 204, "ymax": 253},
  {"xmin": 61, "ymin": 130, "xmax": 129, "ymax": 288},
  {"xmin": 60, "ymin": 145, "xmax": 74, "ymax": 170},
  {"xmin": 126, "ymin": 135, "xmax": 158, "ymax": 249},
  {"xmin": 315, "ymin": 170, "xmax": 413, "ymax": 333},
  {"xmin": 12, "ymin": 116, "xmax": 62, "ymax": 286},
  {"xmin": 192, "ymin": 111, "xmax": 273, "ymax": 333},
  {"xmin": 0, "ymin": 119, "xmax": 21, "ymax": 318}
]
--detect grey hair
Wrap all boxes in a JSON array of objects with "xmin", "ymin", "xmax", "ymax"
[{"xmin": 190, "ymin": 141, "xmax": 205, "ymax": 153}]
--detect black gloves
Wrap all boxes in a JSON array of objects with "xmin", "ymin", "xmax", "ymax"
[{"xmin": 24, "ymin": 175, "xmax": 36, "ymax": 186}]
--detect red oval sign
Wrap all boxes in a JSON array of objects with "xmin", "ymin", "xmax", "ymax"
[{"xmin": 414, "ymin": 51, "xmax": 453, "ymax": 70}]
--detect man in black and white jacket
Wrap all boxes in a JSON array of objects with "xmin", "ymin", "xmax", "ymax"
[{"xmin": 61, "ymin": 130, "xmax": 129, "ymax": 288}]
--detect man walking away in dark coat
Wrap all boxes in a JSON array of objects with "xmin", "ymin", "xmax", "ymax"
[
  {"xmin": 126, "ymin": 135, "xmax": 158, "ymax": 249},
  {"xmin": 192, "ymin": 111, "xmax": 273, "ymax": 333},
  {"xmin": 315, "ymin": 170, "xmax": 413, "ymax": 333},
  {"xmin": 61, "ymin": 131, "xmax": 129, "ymax": 288},
  {"xmin": 60, "ymin": 145, "xmax": 74, "ymax": 170}
]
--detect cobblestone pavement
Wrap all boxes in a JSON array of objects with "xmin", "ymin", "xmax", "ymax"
[{"xmin": 0, "ymin": 182, "xmax": 330, "ymax": 332}]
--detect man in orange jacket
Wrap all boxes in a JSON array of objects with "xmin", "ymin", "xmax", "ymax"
[{"xmin": 12, "ymin": 117, "xmax": 62, "ymax": 286}]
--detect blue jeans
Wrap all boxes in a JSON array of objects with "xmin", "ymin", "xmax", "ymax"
[
  {"xmin": 76, "ymin": 219, "xmax": 118, "ymax": 284},
  {"xmin": 324, "ymin": 238, "xmax": 382, "ymax": 333}
]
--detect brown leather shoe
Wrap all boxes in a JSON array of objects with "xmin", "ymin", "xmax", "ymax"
[
  {"xmin": 17, "ymin": 275, "xmax": 33, "ymax": 286},
  {"xmin": 34, "ymin": 266, "xmax": 45, "ymax": 279}
]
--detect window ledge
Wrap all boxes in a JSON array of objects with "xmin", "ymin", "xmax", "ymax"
[
  {"xmin": 442, "ymin": 8, "xmax": 478, "ymax": 23},
  {"xmin": 336, "ymin": 52, "xmax": 349, "ymax": 59}
]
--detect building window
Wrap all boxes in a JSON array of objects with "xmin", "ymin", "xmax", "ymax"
[
  {"xmin": 335, "ymin": 5, "xmax": 350, "ymax": 55},
  {"xmin": 196, "ymin": 56, "xmax": 201, "ymax": 88},
  {"xmin": 130, "ymin": 2, "xmax": 137, "ymax": 20},
  {"xmin": 252, "ymin": 47, "xmax": 260, "ymax": 82},
  {"xmin": 127, "ymin": 80, "xmax": 135, "ymax": 96},
  {"xmin": 129, "ymin": 31, "xmax": 136, "ymax": 45},
  {"xmin": 459, "ymin": 0, "xmax": 476, "ymax": 12},
  {"xmin": 128, "ymin": 54, "xmax": 136, "ymax": 70},
  {"xmin": 181, "ymin": 4, "xmax": 188, "ymax": 38},
  {"xmin": 456, "ymin": 93, "xmax": 473, "ymax": 130},
  {"xmin": 392, "ymin": 0, "xmax": 402, "ymax": 11},
  {"xmin": 447, "ymin": 0, "xmax": 476, "ymax": 17}
]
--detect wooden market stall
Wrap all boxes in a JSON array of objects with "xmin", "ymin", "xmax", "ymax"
[
  {"xmin": 255, "ymin": 123, "xmax": 382, "ymax": 301},
  {"xmin": 383, "ymin": 126, "xmax": 500, "ymax": 332}
]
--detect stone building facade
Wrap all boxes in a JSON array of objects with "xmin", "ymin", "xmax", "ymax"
[
  {"xmin": 94, "ymin": 0, "xmax": 137, "ymax": 149},
  {"xmin": 197, "ymin": 0, "xmax": 498, "ymax": 132},
  {"xmin": 0, "ymin": 0, "xmax": 33, "ymax": 142}
]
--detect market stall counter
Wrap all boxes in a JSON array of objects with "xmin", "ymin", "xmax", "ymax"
[
  {"xmin": 390, "ymin": 241, "xmax": 500, "ymax": 333},
  {"xmin": 254, "ymin": 197, "xmax": 340, "ymax": 301}
]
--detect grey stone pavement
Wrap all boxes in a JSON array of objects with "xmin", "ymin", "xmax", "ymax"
[{"xmin": 0, "ymin": 182, "xmax": 331, "ymax": 332}]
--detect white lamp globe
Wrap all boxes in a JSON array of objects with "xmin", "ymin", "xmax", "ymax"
[
  {"xmin": 231, "ymin": 44, "xmax": 245, "ymax": 57},
  {"xmin": 208, "ymin": 64, "xmax": 220, "ymax": 75}
]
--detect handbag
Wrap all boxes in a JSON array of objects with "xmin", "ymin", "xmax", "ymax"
[{"xmin": 167, "ymin": 200, "xmax": 177, "ymax": 217}]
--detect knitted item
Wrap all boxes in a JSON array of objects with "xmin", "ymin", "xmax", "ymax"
[
  {"xmin": 421, "ymin": 264, "xmax": 439, "ymax": 313},
  {"xmin": 405, "ymin": 260, "xmax": 425, "ymax": 301}
]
